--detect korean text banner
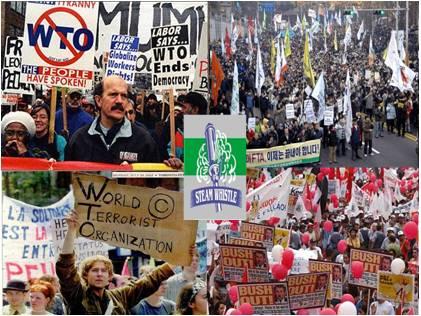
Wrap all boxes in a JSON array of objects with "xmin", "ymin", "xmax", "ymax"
[
  {"xmin": 287, "ymin": 272, "xmax": 328, "ymax": 310},
  {"xmin": 348, "ymin": 248, "xmax": 393, "ymax": 288},
  {"xmin": 220, "ymin": 244, "xmax": 270, "ymax": 283},
  {"xmin": 72, "ymin": 173, "xmax": 197, "ymax": 266},
  {"xmin": 238, "ymin": 282, "xmax": 290, "ymax": 315},
  {"xmin": 247, "ymin": 139, "xmax": 321, "ymax": 168}
]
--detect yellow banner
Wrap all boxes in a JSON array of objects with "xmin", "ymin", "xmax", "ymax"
[
  {"xmin": 377, "ymin": 271, "xmax": 415, "ymax": 305},
  {"xmin": 247, "ymin": 139, "xmax": 321, "ymax": 168},
  {"xmin": 72, "ymin": 173, "xmax": 197, "ymax": 266},
  {"xmin": 274, "ymin": 228, "xmax": 290, "ymax": 249}
]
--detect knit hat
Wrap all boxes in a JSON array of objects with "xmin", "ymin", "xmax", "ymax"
[{"xmin": 1, "ymin": 111, "xmax": 36, "ymax": 137}]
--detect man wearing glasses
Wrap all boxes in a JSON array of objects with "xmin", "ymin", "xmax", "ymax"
[{"xmin": 55, "ymin": 88, "xmax": 94, "ymax": 140}]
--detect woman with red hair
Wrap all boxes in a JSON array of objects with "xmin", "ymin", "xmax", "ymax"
[{"xmin": 28, "ymin": 280, "xmax": 56, "ymax": 315}]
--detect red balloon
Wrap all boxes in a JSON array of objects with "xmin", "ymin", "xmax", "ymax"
[
  {"xmin": 337, "ymin": 240, "xmax": 348, "ymax": 254},
  {"xmin": 377, "ymin": 179, "xmax": 383, "ymax": 188},
  {"xmin": 370, "ymin": 174, "xmax": 377, "ymax": 183},
  {"xmin": 320, "ymin": 308, "xmax": 337, "ymax": 315},
  {"xmin": 229, "ymin": 220, "xmax": 239, "ymax": 225},
  {"xmin": 403, "ymin": 221, "xmax": 418, "ymax": 240},
  {"xmin": 272, "ymin": 263, "xmax": 288, "ymax": 280},
  {"xmin": 239, "ymin": 303, "xmax": 254, "ymax": 315},
  {"xmin": 301, "ymin": 232, "xmax": 310, "ymax": 245},
  {"xmin": 271, "ymin": 217, "xmax": 280, "ymax": 225},
  {"xmin": 230, "ymin": 223, "xmax": 239, "ymax": 232},
  {"xmin": 323, "ymin": 220, "xmax": 333, "ymax": 232},
  {"xmin": 331, "ymin": 194, "xmax": 338, "ymax": 202},
  {"xmin": 408, "ymin": 180, "xmax": 413, "ymax": 187},
  {"xmin": 317, "ymin": 173, "xmax": 325, "ymax": 182},
  {"xmin": 228, "ymin": 286, "xmax": 238, "ymax": 303},
  {"xmin": 412, "ymin": 212, "xmax": 419, "ymax": 224},
  {"xmin": 312, "ymin": 204, "xmax": 319, "ymax": 213},
  {"xmin": 351, "ymin": 261, "xmax": 364, "ymax": 279},
  {"xmin": 282, "ymin": 248, "xmax": 295, "ymax": 269},
  {"xmin": 214, "ymin": 220, "xmax": 222, "ymax": 225},
  {"xmin": 341, "ymin": 293, "xmax": 356, "ymax": 304},
  {"xmin": 297, "ymin": 309, "xmax": 310, "ymax": 315},
  {"xmin": 400, "ymin": 185, "xmax": 407, "ymax": 194},
  {"xmin": 333, "ymin": 200, "xmax": 339, "ymax": 208}
]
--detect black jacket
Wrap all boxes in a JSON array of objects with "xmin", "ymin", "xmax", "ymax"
[{"xmin": 65, "ymin": 118, "xmax": 160, "ymax": 164}]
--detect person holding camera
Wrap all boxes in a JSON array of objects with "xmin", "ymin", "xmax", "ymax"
[{"xmin": 1, "ymin": 111, "xmax": 36, "ymax": 158}]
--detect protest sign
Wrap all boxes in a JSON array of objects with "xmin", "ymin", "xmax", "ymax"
[
  {"xmin": 192, "ymin": 20, "xmax": 208, "ymax": 94},
  {"xmin": 286, "ymin": 103, "xmax": 295, "ymax": 119},
  {"xmin": 287, "ymin": 272, "xmax": 328, "ymax": 310},
  {"xmin": 337, "ymin": 98, "xmax": 343, "ymax": 113},
  {"xmin": 196, "ymin": 221, "xmax": 207, "ymax": 275},
  {"xmin": 2, "ymin": 36, "xmax": 35, "ymax": 95},
  {"xmin": 287, "ymin": 179, "xmax": 306, "ymax": 214},
  {"xmin": 94, "ymin": 2, "xmax": 206, "ymax": 74},
  {"xmin": 228, "ymin": 237, "xmax": 265, "ymax": 248},
  {"xmin": 220, "ymin": 245, "xmax": 270, "ymax": 282},
  {"xmin": 309, "ymin": 260, "xmax": 343, "ymax": 300},
  {"xmin": 246, "ymin": 169, "xmax": 291, "ymax": 223},
  {"xmin": 240, "ymin": 222, "xmax": 274, "ymax": 251},
  {"xmin": 248, "ymin": 117, "xmax": 256, "ymax": 130},
  {"xmin": 216, "ymin": 221, "xmax": 232, "ymax": 242},
  {"xmin": 348, "ymin": 248, "xmax": 393, "ymax": 288},
  {"xmin": 72, "ymin": 173, "xmax": 197, "ymax": 266},
  {"xmin": 324, "ymin": 106, "xmax": 334, "ymax": 126},
  {"xmin": 328, "ymin": 179, "xmax": 338, "ymax": 195},
  {"xmin": 1, "ymin": 93, "xmax": 20, "ymax": 106},
  {"xmin": 274, "ymin": 228, "xmax": 290, "ymax": 249},
  {"xmin": 21, "ymin": 2, "xmax": 98, "ymax": 89},
  {"xmin": 238, "ymin": 282, "xmax": 290, "ymax": 314},
  {"xmin": 304, "ymin": 99, "xmax": 316, "ymax": 123},
  {"xmin": 290, "ymin": 249, "xmax": 311, "ymax": 274},
  {"xmin": 2, "ymin": 193, "xmax": 73, "ymax": 281},
  {"xmin": 151, "ymin": 24, "xmax": 191, "ymax": 91},
  {"xmin": 106, "ymin": 35, "xmax": 140, "ymax": 84},
  {"xmin": 308, "ymin": 9, "xmax": 317, "ymax": 19},
  {"xmin": 247, "ymin": 139, "xmax": 321, "ymax": 168},
  {"xmin": 377, "ymin": 271, "xmax": 414, "ymax": 306}
]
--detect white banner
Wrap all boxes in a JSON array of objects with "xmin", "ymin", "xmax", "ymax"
[
  {"xmin": 286, "ymin": 103, "xmax": 295, "ymax": 120},
  {"xmin": 324, "ymin": 106, "xmax": 334, "ymax": 126}
]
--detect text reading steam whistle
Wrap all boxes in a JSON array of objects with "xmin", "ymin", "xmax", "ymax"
[{"xmin": 205, "ymin": 123, "xmax": 222, "ymax": 213}]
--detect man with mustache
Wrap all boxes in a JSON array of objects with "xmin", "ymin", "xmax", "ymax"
[{"xmin": 65, "ymin": 75, "xmax": 180, "ymax": 167}]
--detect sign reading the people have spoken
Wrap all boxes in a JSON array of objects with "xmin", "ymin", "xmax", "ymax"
[
  {"xmin": 348, "ymin": 248, "xmax": 394, "ymax": 289},
  {"xmin": 240, "ymin": 222, "xmax": 274, "ymax": 251},
  {"xmin": 151, "ymin": 24, "xmax": 191, "ymax": 91},
  {"xmin": 219, "ymin": 244, "xmax": 270, "ymax": 283},
  {"xmin": 309, "ymin": 260, "xmax": 343, "ymax": 300},
  {"xmin": 237, "ymin": 282, "xmax": 291, "ymax": 314},
  {"xmin": 287, "ymin": 272, "xmax": 329, "ymax": 310},
  {"xmin": 72, "ymin": 174, "xmax": 197, "ymax": 266}
]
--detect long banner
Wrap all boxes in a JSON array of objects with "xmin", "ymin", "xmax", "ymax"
[
  {"xmin": 377, "ymin": 271, "xmax": 415, "ymax": 306},
  {"xmin": 309, "ymin": 260, "xmax": 343, "ymax": 300},
  {"xmin": 348, "ymin": 248, "xmax": 393, "ymax": 288},
  {"xmin": 72, "ymin": 173, "xmax": 197, "ymax": 266},
  {"xmin": 240, "ymin": 222, "xmax": 274, "ymax": 251},
  {"xmin": 287, "ymin": 272, "xmax": 328, "ymax": 310},
  {"xmin": 219, "ymin": 245, "xmax": 270, "ymax": 283},
  {"xmin": 246, "ymin": 139, "xmax": 321, "ymax": 168},
  {"xmin": 238, "ymin": 282, "xmax": 290, "ymax": 314}
]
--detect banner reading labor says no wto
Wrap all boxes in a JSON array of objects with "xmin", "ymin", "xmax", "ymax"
[{"xmin": 21, "ymin": 2, "xmax": 98, "ymax": 89}]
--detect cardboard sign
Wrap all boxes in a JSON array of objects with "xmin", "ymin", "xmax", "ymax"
[
  {"xmin": 72, "ymin": 173, "xmax": 197, "ymax": 266},
  {"xmin": 286, "ymin": 103, "xmax": 295, "ymax": 120},
  {"xmin": 287, "ymin": 179, "xmax": 306, "ymax": 214},
  {"xmin": 238, "ymin": 282, "xmax": 290, "ymax": 314},
  {"xmin": 377, "ymin": 271, "xmax": 414, "ymax": 305},
  {"xmin": 309, "ymin": 260, "xmax": 343, "ymax": 300},
  {"xmin": 348, "ymin": 248, "xmax": 393, "ymax": 288},
  {"xmin": 240, "ymin": 222, "xmax": 274, "ymax": 251},
  {"xmin": 274, "ymin": 228, "xmax": 290, "ymax": 249},
  {"xmin": 106, "ymin": 35, "xmax": 140, "ymax": 84},
  {"xmin": 247, "ymin": 139, "xmax": 321, "ymax": 168},
  {"xmin": 287, "ymin": 273, "xmax": 329, "ymax": 310},
  {"xmin": 151, "ymin": 24, "xmax": 191, "ymax": 91},
  {"xmin": 2, "ymin": 36, "xmax": 35, "ymax": 95},
  {"xmin": 228, "ymin": 237, "xmax": 265, "ymax": 248},
  {"xmin": 324, "ymin": 106, "xmax": 334, "ymax": 126},
  {"xmin": 21, "ymin": 2, "xmax": 98, "ymax": 88},
  {"xmin": 220, "ymin": 245, "xmax": 270, "ymax": 282}
]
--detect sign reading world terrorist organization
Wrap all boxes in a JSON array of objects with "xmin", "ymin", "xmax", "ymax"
[
  {"xmin": 184, "ymin": 115, "xmax": 246, "ymax": 220},
  {"xmin": 247, "ymin": 139, "xmax": 321, "ymax": 168},
  {"xmin": 106, "ymin": 35, "xmax": 140, "ymax": 84}
]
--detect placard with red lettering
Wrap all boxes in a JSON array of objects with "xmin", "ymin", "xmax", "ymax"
[
  {"xmin": 228, "ymin": 237, "xmax": 265, "ymax": 248},
  {"xmin": 238, "ymin": 282, "xmax": 290, "ymax": 314},
  {"xmin": 287, "ymin": 272, "xmax": 328, "ymax": 310},
  {"xmin": 240, "ymin": 222, "xmax": 274, "ymax": 251},
  {"xmin": 220, "ymin": 245, "xmax": 270, "ymax": 283},
  {"xmin": 309, "ymin": 260, "xmax": 343, "ymax": 300},
  {"xmin": 348, "ymin": 248, "xmax": 393, "ymax": 289},
  {"xmin": 21, "ymin": 2, "xmax": 98, "ymax": 88}
]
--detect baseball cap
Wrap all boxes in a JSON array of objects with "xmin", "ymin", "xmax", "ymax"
[
  {"xmin": 1, "ymin": 111, "xmax": 36, "ymax": 137},
  {"xmin": 68, "ymin": 88, "xmax": 83, "ymax": 95}
]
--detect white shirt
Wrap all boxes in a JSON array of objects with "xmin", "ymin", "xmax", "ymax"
[{"xmin": 369, "ymin": 300, "xmax": 395, "ymax": 315}]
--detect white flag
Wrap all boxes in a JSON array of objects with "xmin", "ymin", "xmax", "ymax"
[
  {"xmin": 311, "ymin": 72, "xmax": 325, "ymax": 121},
  {"xmin": 357, "ymin": 20, "xmax": 364, "ymax": 41},
  {"xmin": 231, "ymin": 60, "xmax": 239, "ymax": 114},
  {"xmin": 344, "ymin": 24, "xmax": 352, "ymax": 48},
  {"xmin": 255, "ymin": 42, "xmax": 265, "ymax": 96},
  {"xmin": 344, "ymin": 70, "xmax": 353, "ymax": 142},
  {"xmin": 275, "ymin": 39, "xmax": 282, "ymax": 84}
]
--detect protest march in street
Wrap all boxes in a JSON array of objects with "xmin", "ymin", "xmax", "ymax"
[{"xmin": 209, "ymin": 1, "xmax": 418, "ymax": 167}]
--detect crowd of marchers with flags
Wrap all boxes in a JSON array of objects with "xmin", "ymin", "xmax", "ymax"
[
  {"xmin": 207, "ymin": 167, "xmax": 419, "ymax": 315},
  {"xmin": 210, "ymin": 4, "xmax": 418, "ymax": 163}
]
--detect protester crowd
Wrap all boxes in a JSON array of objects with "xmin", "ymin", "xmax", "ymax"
[
  {"xmin": 210, "ymin": 11, "xmax": 419, "ymax": 163},
  {"xmin": 207, "ymin": 167, "xmax": 419, "ymax": 315}
]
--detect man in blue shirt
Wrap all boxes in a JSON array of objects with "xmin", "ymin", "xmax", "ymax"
[{"xmin": 55, "ymin": 88, "xmax": 93, "ymax": 140}]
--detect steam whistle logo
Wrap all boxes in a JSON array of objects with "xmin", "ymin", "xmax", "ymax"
[{"xmin": 191, "ymin": 123, "xmax": 242, "ymax": 212}]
